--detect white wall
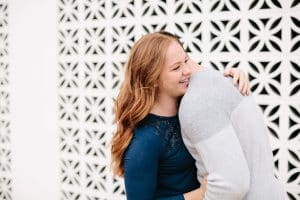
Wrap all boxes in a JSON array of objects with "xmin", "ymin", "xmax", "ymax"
[{"xmin": 9, "ymin": 0, "xmax": 59, "ymax": 199}]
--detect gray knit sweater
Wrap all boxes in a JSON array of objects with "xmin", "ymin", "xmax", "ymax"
[{"xmin": 178, "ymin": 67, "xmax": 285, "ymax": 200}]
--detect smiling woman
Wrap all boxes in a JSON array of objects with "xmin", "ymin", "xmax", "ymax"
[
  {"xmin": 151, "ymin": 41, "xmax": 192, "ymax": 116},
  {"xmin": 111, "ymin": 32, "xmax": 204, "ymax": 200},
  {"xmin": 110, "ymin": 31, "xmax": 249, "ymax": 200}
]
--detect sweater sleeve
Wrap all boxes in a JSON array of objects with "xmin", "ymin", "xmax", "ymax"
[
  {"xmin": 124, "ymin": 128, "xmax": 161, "ymax": 200},
  {"xmin": 179, "ymin": 70, "xmax": 251, "ymax": 200},
  {"xmin": 184, "ymin": 124, "xmax": 250, "ymax": 200},
  {"xmin": 155, "ymin": 195, "xmax": 185, "ymax": 200},
  {"xmin": 124, "ymin": 128, "xmax": 185, "ymax": 200}
]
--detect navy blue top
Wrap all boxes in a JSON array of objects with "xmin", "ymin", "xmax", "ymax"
[{"xmin": 123, "ymin": 113, "xmax": 199, "ymax": 200}]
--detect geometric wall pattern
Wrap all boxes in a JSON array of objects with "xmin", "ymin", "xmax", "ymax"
[
  {"xmin": 58, "ymin": 0, "xmax": 300, "ymax": 199},
  {"xmin": 0, "ymin": 0, "xmax": 11, "ymax": 199}
]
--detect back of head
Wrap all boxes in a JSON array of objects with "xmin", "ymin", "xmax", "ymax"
[{"xmin": 111, "ymin": 31, "xmax": 181, "ymax": 176}]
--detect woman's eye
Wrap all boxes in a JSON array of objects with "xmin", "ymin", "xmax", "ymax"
[{"xmin": 173, "ymin": 65, "xmax": 180, "ymax": 70}]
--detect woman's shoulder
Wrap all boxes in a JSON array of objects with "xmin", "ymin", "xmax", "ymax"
[
  {"xmin": 128, "ymin": 115, "xmax": 176, "ymax": 151},
  {"xmin": 124, "ymin": 123, "xmax": 163, "ymax": 160},
  {"xmin": 133, "ymin": 121, "xmax": 162, "ymax": 143}
]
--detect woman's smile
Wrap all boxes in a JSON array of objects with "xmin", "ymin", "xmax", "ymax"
[{"xmin": 179, "ymin": 78, "xmax": 190, "ymax": 87}]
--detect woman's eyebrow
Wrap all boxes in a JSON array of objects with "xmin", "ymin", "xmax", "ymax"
[
  {"xmin": 169, "ymin": 60, "xmax": 182, "ymax": 67},
  {"xmin": 169, "ymin": 55, "xmax": 189, "ymax": 67}
]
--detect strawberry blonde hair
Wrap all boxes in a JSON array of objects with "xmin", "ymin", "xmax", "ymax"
[{"xmin": 111, "ymin": 31, "xmax": 181, "ymax": 176}]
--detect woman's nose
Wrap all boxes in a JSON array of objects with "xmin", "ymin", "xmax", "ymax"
[{"xmin": 182, "ymin": 63, "xmax": 192, "ymax": 76}]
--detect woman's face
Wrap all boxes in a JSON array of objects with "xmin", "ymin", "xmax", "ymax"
[{"xmin": 157, "ymin": 41, "xmax": 192, "ymax": 99}]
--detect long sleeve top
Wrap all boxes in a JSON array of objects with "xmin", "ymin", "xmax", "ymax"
[
  {"xmin": 178, "ymin": 67, "xmax": 285, "ymax": 200},
  {"xmin": 123, "ymin": 113, "xmax": 200, "ymax": 200}
]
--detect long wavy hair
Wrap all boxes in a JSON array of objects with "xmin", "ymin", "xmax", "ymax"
[{"xmin": 111, "ymin": 31, "xmax": 181, "ymax": 176}]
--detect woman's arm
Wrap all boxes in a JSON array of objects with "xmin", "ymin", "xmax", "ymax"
[
  {"xmin": 123, "ymin": 130, "xmax": 161, "ymax": 200},
  {"xmin": 156, "ymin": 178, "xmax": 207, "ymax": 200},
  {"xmin": 183, "ymin": 177, "xmax": 207, "ymax": 200}
]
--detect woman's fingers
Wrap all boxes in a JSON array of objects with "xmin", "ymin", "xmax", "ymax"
[
  {"xmin": 242, "ymin": 79, "xmax": 249, "ymax": 95},
  {"xmin": 201, "ymin": 176, "xmax": 208, "ymax": 192},
  {"xmin": 240, "ymin": 71, "xmax": 250, "ymax": 95},
  {"xmin": 225, "ymin": 68, "xmax": 251, "ymax": 95},
  {"xmin": 238, "ymin": 72, "xmax": 245, "ymax": 92},
  {"xmin": 233, "ymin": 70, "xmax": 239, "ymax": 87},
  {"xmin": 203, "ymin": 176, "xmax": 208, "ymax": 185},
  {"xmin": 235, "ymin": 69, "xmax": 249, "ymax": 96},
  {"xmin": 223, "ymin": 68, "xmax": 232, "ymax": 76}
]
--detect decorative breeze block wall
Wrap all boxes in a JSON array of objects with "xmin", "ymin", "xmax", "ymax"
[{"xmin": 0, "ymin": 1, "xmax": 11, "ymax": 200}]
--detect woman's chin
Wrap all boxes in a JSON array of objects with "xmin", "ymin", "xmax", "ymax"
[{"xmin": 179, "ymin": 89, "xmax": 187, "ymax": 96}]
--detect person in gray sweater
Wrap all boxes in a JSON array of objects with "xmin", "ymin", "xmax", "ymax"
[{"xmin": 178, "ymin": 64, "xmax": 285, "ymax": 200}]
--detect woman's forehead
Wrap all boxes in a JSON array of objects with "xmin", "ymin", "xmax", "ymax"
[{"xmin": 165, "ymin": 42, "xmax": 186, "ymax": 63}]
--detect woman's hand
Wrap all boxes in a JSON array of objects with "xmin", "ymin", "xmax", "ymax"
[
  {"xmin": 187, "ymin": 58, "xmax": 250, "ymax": 96},
  {"xmin": 224, "ymin": 68, "xmax": 250, "ymax": 96},
  {"xmin": 183, "ymin": 176, "xmax": 207, "ymax": 200}
]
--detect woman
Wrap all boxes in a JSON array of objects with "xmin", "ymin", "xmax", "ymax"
[{"xmin": 111, "ymin": 31, "xmax": 250, "ymax": 200}]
